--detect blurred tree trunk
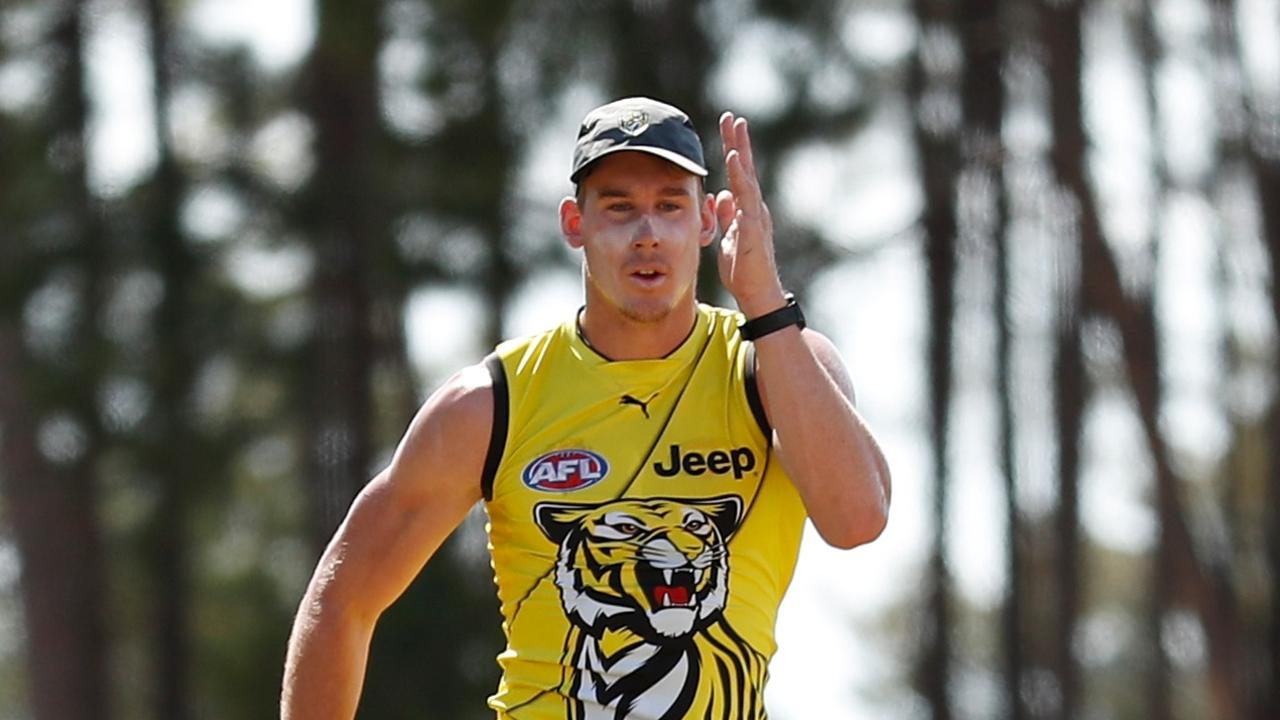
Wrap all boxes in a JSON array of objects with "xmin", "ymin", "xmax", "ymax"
[
  {"xmin": 1213, "ymin": 236, "xmax": 1255, "ymax": 718},
  {"xmin": 1263, "ymin": 175, "xmax": 1280, "ymax": 720},
  {"xmin": 300, "ymin": 0, "xmax": 382, "ymax": 549},
  {"xmin": 1044, "ymin": 6, "xmax": 1086, "ymax": 698},
  {"xmin": 0, "ymin": 2, "xmax": 111, "ymax": 718},
  {"xmin": 1206, "ymin": 0, "xmax": 1272, "ymax": 714},
  {"xmin": 912, "ymin": 1, "xmax": 960, "ymax": 716},
  {"xmin": 0, "ymin": 340, "xmax": 110, "ymax": 720},
  {"xmin": 1135, "ymin": 6, "xmax": 1174, "ymax": 718},
  {"xmin": 958, "ymin": 2, "xmax": 1021, "ymax": 717},
  {"xmin": 605, "ymin": 0, "xmax": 710, "ymax": 109},
  {"xmin": 1146, "ymin": 313, "xmax": 1174, "ymax": 720},
  {"xmin": 1053, "ymin": 255, "xmax": 1084, "ymax": 720},
  {"xmin": 1222, "ymin": 0, "xmax": 1280, "ymax": 709},
  {"xmin": 141, "ymin": 0, "xmax": 196, "ymax": 716},
  {"xmin": 1042, "ymin": 0, "xmax": 1240, "ymax": 716},
  {"xmin": 418, "ymin": 6, "xmax": 521, "ymax": 353},
  {"xmin": 475, "ymin": 66, "xmax": 517, "ymax": 352}
]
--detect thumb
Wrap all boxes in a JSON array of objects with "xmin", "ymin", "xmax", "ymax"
[{"xmin": 714, "ymin": 190, "xmax": 737, "ymax": 235}]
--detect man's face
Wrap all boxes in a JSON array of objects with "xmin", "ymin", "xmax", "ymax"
[{"xmin": 562, "ymin": 152, "xmax": 716, "ymax": 324}]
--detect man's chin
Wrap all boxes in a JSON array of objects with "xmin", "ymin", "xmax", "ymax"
[{"xmin": 619, "ymin": 301, "xmax": 675, "ymax": 324}]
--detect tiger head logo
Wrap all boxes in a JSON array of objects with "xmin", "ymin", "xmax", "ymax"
[
  {"xmin": 534, "ymin": 495, "xmax": 742, "ymax": 642},
  {"xmin": 618, "ymin": 110, "xmax": 650, "ymax": 136}
]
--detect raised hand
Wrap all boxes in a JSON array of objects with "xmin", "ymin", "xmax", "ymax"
[{"xmin": 715, "ymin": 112, "xmax": 787, "ymax": 318}]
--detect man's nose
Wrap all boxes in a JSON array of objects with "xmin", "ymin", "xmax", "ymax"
[{"xmin": 631, "ymin": 216, "xmax": 659, "ymax": 248}]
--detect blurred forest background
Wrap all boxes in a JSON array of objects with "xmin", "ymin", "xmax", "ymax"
[{"xmin": 1, "ymin": 0, "xmax": 1278, "ymax": 718}]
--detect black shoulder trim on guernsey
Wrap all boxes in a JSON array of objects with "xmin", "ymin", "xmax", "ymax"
[
  {"xmin": 481, "ymin": 353, "xmax": 509, "ymax": 502},
  {"xmin": 743, "ymin": 342, "xmax": 772, "ymax": 441}
]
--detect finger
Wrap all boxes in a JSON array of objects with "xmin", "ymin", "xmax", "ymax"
[
  {"xmin": 725, "ymin": 149, "xmax": 764, "ymax": 215},
  {"xmin": 714, "ymin": 189, "xmax": 737, "ymax": 234},
  {"xmin": 719, "ymin": 111, "xmax": 736, "ymax": 160},
  {"xmin": 732, "ymin": 117, "xmax": 758, "ymax": 182}
]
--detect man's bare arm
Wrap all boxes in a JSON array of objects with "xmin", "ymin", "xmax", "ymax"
[
  {"xmin": 753, "ymin": 327, "xmax": 891, "ymax": 549},
  {"xmin": 280, "ymin": 363, "xmax": 492, "ymax": 719}
]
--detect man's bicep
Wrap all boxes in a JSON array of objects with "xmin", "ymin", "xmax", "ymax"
[
  {"xmin": 801, "ymin": 329, "xmax": 857, "ymax": 405},
  {"xmin": 321, "ymin": 474, "xmax": 472, "ymax": 622}
]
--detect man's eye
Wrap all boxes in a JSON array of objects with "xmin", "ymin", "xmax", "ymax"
[{"xmin": 607, "ymin": 203, "xmax": 632, "ymax": 212}]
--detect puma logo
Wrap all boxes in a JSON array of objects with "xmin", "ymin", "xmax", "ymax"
[{"xmin": 619, "ymin": 392, "xmax": 658, "ymax": 419}]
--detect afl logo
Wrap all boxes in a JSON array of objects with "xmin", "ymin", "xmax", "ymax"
[{"xmin": 522, "ymin": 449, "xmax": 609, "ymax": 492}]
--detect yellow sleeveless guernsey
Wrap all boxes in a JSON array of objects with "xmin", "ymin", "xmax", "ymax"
[{"xmin": 480, "ymin": 304, "xmax": 807, "ymax": 720}]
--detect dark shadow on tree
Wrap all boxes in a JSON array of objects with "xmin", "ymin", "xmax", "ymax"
[
  {"xmin": 0, "ymin": 2, "xmax": 111, "ymax": 718},
  {"xmin": 911, "ymin": 0, "xmax": 961, "ymax": 716}
]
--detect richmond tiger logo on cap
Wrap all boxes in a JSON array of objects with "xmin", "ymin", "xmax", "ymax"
[{"xmin": 618, "ymin": 110, "xmax": 649, "ymax": 136}]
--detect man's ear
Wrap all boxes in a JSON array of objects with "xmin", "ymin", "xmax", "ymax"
[
  {"xmin": 700, "ymin": 192, "xmax": 717, "ymax": 248},
  {"xmin": 560, "ymin": 196, "xmax": 584, "ymax": 249}
]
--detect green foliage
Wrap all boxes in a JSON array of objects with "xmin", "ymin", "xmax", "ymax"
[{"xmin": 195, "ymin": 569, "xmax": 296, "ymax": 720}]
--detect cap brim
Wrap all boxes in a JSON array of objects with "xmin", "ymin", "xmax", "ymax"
[{"xmin": 571, "ymin": 146, "xmax": 709, "ymax": 183}]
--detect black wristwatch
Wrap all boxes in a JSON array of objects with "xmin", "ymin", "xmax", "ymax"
[{"xmin": 739, "ymin": 293, "xmax": 806, "ymax": 341}]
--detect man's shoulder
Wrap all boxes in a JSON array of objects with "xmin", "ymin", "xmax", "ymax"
[
  {"xmin": 430, "ymin": 362, "xmax": 496, "ymax": 418},
  {"xmin": 382, "ymin": 360, "xmax": 496, "ymax": 504},
  {"xmin": 450, "ymin": 361, "xmax": 495, "ymax": 393},
  {"xmin": 396, "ymin": 363, "xmax": 496, "ymax": 455}
]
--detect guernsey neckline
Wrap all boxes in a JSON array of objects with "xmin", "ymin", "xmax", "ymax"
[{"xmin": 572, "ymin": 304, "xmax": 709, "ymax": 364}]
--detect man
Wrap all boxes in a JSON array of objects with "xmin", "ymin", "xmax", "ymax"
[{"xmin": 282, "ymin": 97, "xmax": 890, "ymax": 719}]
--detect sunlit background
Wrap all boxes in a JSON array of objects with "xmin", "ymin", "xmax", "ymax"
[{"xmin": 2, "ymin": 0, "xmax": 1279, "ymax": 718}]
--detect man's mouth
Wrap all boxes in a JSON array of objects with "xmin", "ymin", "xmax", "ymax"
[
  {"xmin": 628, "ymin": 267, "xmax": 667, "ymax": 286},
  {"xmin": 638, "ymin": 566, "xmax": 701, "ymax": 610}
]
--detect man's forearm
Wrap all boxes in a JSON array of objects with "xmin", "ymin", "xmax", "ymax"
[
  {"xmin": 281, "ymin": 600, "xmax": 375, "ymax": 720},
  {"xmin": 752, "ymin": 326, "xmax": 890, "ymax": 548}
]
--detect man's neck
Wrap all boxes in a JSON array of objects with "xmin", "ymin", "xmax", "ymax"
[{"xmin": 578, "ymin": 297, "xmax": 698, "ymax": 361}]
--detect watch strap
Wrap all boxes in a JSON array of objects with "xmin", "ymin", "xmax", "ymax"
[{"xmin": 739, "ymin": 293, "xmax": 806, "ymax": 341}]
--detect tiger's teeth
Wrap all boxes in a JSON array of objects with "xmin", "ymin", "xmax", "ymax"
[
  {"xmin": 662, "ymin": 594, "xmax": 671, "ymax": 607},
  {"xmin": 663, "ymin": 569, "xmax": 673, "ymax": 584},
  {"xmin": 694, "ymin": 569, "xmax": 703, "ymax": 584}
]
